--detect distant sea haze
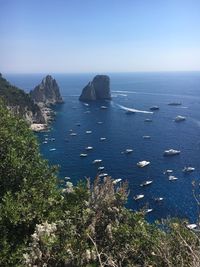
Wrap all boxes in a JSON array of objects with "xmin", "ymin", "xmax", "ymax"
[{"xmin": 6, "ymin": 72, "xmax": 200, "ymax": 223}]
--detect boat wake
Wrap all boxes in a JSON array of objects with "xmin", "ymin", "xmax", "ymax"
[{"xmin": 116, "ymin": 104, "xmax": 153, "ymax": 114}]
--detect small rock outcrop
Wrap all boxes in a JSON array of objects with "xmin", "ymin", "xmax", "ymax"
[
  {"xmin": 30, "ymin": 75, "xmax": 63, "ymax": 105},
  {"xmin": 79, "ymin": 75, "xmax": 111, "ymax": 101}
]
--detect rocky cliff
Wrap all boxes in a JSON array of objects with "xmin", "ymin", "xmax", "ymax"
[
  {"xmin": 79, "ymin": 75, "xmax": 111, "ymax": 101},
  {"xmin": 30, "ymin": 75, "xmax": 63, "ymax": 105},
  {"xmin": 0, "ymin": 74, "xmax": 45, "ymax": 124}
]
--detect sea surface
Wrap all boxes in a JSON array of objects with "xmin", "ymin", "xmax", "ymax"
[{"xmin": 5, "ymin": 72, "xmax": 200, "ymax": 223}]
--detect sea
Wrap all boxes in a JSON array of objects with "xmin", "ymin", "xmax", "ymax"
[{"xmin": 5, "ymin": 72, "xmax": 200, "ymax": 223}]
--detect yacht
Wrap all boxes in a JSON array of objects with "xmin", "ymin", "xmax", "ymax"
[
  {"xmin": 134, "ymin": 194, "xmax": 144, "ymax": 200},
  {"xmin": 137, "ymin": 161, "xmax": 150, "ymax": 167},
  {"xmin": 100, "ymin": 137, "xmax": 106, "ymax": 141},
  {"xmin": 140, "ymin": 180, "xmax": 153, "ymax": 187},
  {"xmin": 186, "ymin": 224, "xmax": 197, "ymax": 230},
  {"xmin": 86, "ymin": 130, "xmax": 92, "ymax": 134},
  {"xmin": 150, "ymin": 106, "xmax": 159, "ymax": 111},
  {"xmin": 125, "ymin": 149, "xmax": 133, "ymax": 154},
  {"xmin": 175, "ymin": 115, "xmax": 186, "ymax": 122},
  {"xmin": 182, "ymin": 166, "xmax": 195, "ymax": 173},
  {"xmin": 163, "ymin": 149, "xmax": 180, "ymax": 156},
  {"xmin": 113, "ymin": 178, "xmax": 122, "ymax": 184},
  {"xmin": 93, "ymin": 159, "xmax": 102, "ymax": 164},
  {"xmin": 80, "ymin": 153, "xmax": 88, "ymax": 157},
  {"xmin": 85, "ymin": 146, "xmax": 93, "ymax": 150},
  {"xmin": 169, "ymin": 175, "xmax": 178, "ymax": 181},
  {"xmin": 98, "ymin": 166, "xmax": 105, "ymax": 171}
]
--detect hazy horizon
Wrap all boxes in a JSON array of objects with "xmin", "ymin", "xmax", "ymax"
[{"xmin": 1, "ymin": 0, "xmax": 200, "ymax": 73}]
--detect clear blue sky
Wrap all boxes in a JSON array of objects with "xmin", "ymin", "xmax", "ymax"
[{"xmin": 1, "ymin": 0, "xmax": 200, "ymax": 73}]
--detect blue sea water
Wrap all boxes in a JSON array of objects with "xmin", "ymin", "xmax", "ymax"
[{"xmin": 5, "ymin": 72, "xmax": 200, "ymax": 223}]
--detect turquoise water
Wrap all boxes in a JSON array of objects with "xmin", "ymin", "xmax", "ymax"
[{"xmin": 5, "ymin": 72, "xmax": 200, "ymax": 222}]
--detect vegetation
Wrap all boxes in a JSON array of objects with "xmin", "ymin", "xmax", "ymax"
[{"xmin": 0, "ymin": 101, "xmax": 200, "ymax": 267}]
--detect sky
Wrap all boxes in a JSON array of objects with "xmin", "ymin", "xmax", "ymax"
[{"xmin": 1, "ymin": 0, "xmax": 200, "ymax": 73}]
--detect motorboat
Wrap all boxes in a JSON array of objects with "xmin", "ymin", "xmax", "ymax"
[
  {"xmin": 70, "ymin": 133, "xmax": 77, "ymax": 136},
  {"xmin": 140, "ymin": 180, "xmax": 153, "ymax": 187},
  {"xmin": 97, "ymin": 121, "xmax": 103, "ymax": 124},
  {"xmin": 83, "ymin": 103, "xmax": 89, "ymax": 106},
  {"xmin": 155, "ymin": 197, "xmax": 164, "ymax": 202},
  {"xmin": 143, "ymin": 135, "xmax": 151, "ymax": 139},
  {"xmin": 134, "ymin": 194, "xmax": 144, "ymax": 200},
  {"xmin": 175, "ymin": 115, "xmax": 186, "ymax": 122},
  {"xmin": 150, "ymin": 106, "xmax": 159, "ymax": 111},
  {"xmin": 182, "ymin": 166, "xmax": 195, "ymax": 173},
  {"xmin": 98, "ymin": 166, "xmax": 105, "ymax": 171},
  {"xmin": 144, "ymin": 118, "xmax": 152, "ymax": 122},
  {"xmin": 168, "ymin": 102, "xmax": 182, "ymax": 106},
  {"xmin": 163, "ymin": 169, "xmax": 173, "ymax": 174},
  {"xmin": 49, "ymin": 148, "xmax": 56, "ymax": 151},
  {"xmin": 126, "ymin": 110, "xmax": 135, "ymax": 115},
  {"xmin": 137, "ymin": 161, "xmax": 150, "ymax": 167},
  {"xmin": 113, "ymin": 178, "xmax": 122, "ymax": 184},
  {"xmin": 64, "ymin": 176, "xmax": 71, "ymax": 180},
  {"xmin": 99, "ymin": 173, "xmax": 108, "ymax": 177},
  {"xmin": 144, "ymin": 208, "xmax": 153, "ymax": 214},
  {"xmin": 169, "ymin": 175, "xmax": 178, "ymax": 181},
  {"xmin": 80, "ymin": 153, "xmax": 88, "ymax": 157},
  {"xmin": 163, "ymin": 149, "xmax": 180, "ymax": 156},
  {"xmin": 100, "ymin": 106, "xmax": 107, "ymax": 109},
  {"xmin": 85, "ymin": 146, "xmax": 93, "ymax": 150},
  {"xmin": 86, "ymin": 130, "xmax": 92, "ymax": 134},
  {"xmin": 43, "ymin": 141, "xmax": 48, "ymax": 144},
  {"xmin": 186, "ymin": 224, "xmax": 197, "ymax": 230},
  {"xmin": 76, "ymin": 123, "xmax": 81, "ymax": 126},
  {"xmin": 100, "ymin": 137, "xmax": 106, "ymax": 141},
  {"xmin": 125, "ymin": 149, "xmax": 133, "ymax": 154},
  {"xmin": 93, "ymin": 159, "xmax": 102, "ymax": 164}
]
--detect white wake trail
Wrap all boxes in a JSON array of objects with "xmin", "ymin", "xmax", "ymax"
[{"xmin": 116, "ymin": 104, "xmax": 153, "ymax": 114}]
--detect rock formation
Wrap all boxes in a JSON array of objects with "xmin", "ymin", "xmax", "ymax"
[
  {"xmin": 79, "ymin": 75, "xmax": 111, "ymax": 101},
  {"xmin": 30, "ymin": 75, "xmax": 63, "ymax": 105}
]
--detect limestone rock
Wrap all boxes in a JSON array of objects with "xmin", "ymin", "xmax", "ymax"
[{"xmin": 79, "ymin": 75, "xmax": 111, "ymax": 101}]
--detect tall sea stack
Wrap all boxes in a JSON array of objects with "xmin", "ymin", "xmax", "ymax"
[
  {"xmin": 79, "ymin": 75, "xmax": 111, "ymax": 101},
  {"xmin": 30, "ymin": 75, "xmax": 63, "ymax": 105}
]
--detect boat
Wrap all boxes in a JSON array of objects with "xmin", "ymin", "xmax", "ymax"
[
  {"xmin": 99, "ymin": 173, "xmax": 108, "ymax": 177},
  {"xmin": 182, "ymin": 166, "xmax": 195, "ymax": 173},
  {"xmin": 150, "ymin": 106, "xmax": 159, "ymax": 111},
  {"xmin": 144, "ymin": 208, "xmax": 153, "ymax": 214},
  {"xmin": 50, "ymin": 138, "xmax": 55, "ymax": 141},
  {"xmin": 70, "ymin": 133, "xmax": 77, "ymax": 136},
  {"xmin": 186, "ymin": 224, "xmax": 197, "ymax": 230},
  {"xmin": 49, "ymin": 148, "xmax": 56, "ymax": 151},
  {"xmin": 93, "ymin": 159, "xmax": 102, "ymax": 164},
  {"xmin": 80, "ymin": 153, "xmax": 88, "ymax": 157},
  {"xmin": 137, "ymin": 161, "xmax": 150, "ymax": 167},
  {"xmin": 100, "ymin": 106, "xmax": 107, "ymax": 109},
  {"xmin": 100, "ymin": 137, "xmax": 106, "ymax": 141},
  {"xmin": 76, "ymin": 123, "xmax": 81, "ymax": 126},
  {"xmin": 113, "ymin": 178, "xmax": 122, "ymax": 184},
  {"xmin": 85, "ymin": 110, "xmax": 91, "ymax": 114},
  {"xmin": 169, "ymin": 175, "xmax": 178, "ymax": 181},
  {"xmin": 174, "ymin": 115, "xmax": 186, "ymax": 122},
  {"xmin": 143, "ymin": 135, "xmax": 151, "ymax": 139},
  {"xmin": 64, "ymin": 176, "xmax": 71, "ymax": 180},
  {"xmin": 43, "ymin": 141, "xmax": 48, "ymax": 144},
  {"xmin": 86, "ymin": 130, "xmax": 92, "ymax": 134},
  {"xmin": 83, "ymin": 103, "xmax": 89, "ymax": 106},
  {"xmin": 163, "ymin": 149, "xmax": 180, "ymax": 156},
  {"xmin": 85, "ymin": 146, "xmax": 93, "ymax": 150},
  {"xmin": 163, "ymin": 169, "xmax": 173, "ymax": 174},
  {"xmin": 144, "ymin": 118, "xmax": 152, "ymax": 122},
  {"xmin": 125, "ymin": 149, "xmax": 133, "ymax": 154},
  {"xmin": 168, "ymin": 102, "xmax": 182, "ymax": 106},
  {"xmin": 134, "ymin": 194, "xmax": 144, "ymax": 200},
  {"xmin": 97, "ymin": 121, "xmax": 103, "ymax": 124},
  {"xmin": 126, "ymin": 110, "xmax": 135, "ymax": 115},
  {"xmin": 98, "ymin": 166, "xmax": 105, "ymax": 171},
  {"xmin": 155, "ymin": 197, "xmax": 164, "ymax": 202},
  {"xmin": 140, "ymin": 180, "xmax": 153, "ymax": 187}
]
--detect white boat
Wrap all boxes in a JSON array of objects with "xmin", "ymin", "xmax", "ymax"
[
  {"xmin": 143, "ymin": 135, "xmax": 151, "ymax": 139},
  {"xmin": 134, "ymin": 194, "xmax": 144, "ymax": 200},
  {"xmin": 163, "ymin": 149, "xmax": 180, "ymax": 156},
  {"xmin": 145, "ymin": 208, "xmax": 153, "ymax": 214},
  {"xmin": 163, "ymin": 169, "xmax": 173, "ymax": 174},
  {"xmin": 49, "ymin": 148, "xmax": 56, "ymax": 151},
  {"xmin": 70, "ymin": 133, "xmax": 77, "ymax": 136},
  {"xmin": 150, "ymin": 106, "xmax": 159, "ymax": 111},
  {"xmin": 125, "ymin": 149, "xmax": 133, "ymax": 154},
  {"xmin": 100, "ymin": 137, "xmax": 106, "ymax": 141},
  {"xmin": 100, "ymin": 106, "xmax": 107, "ymax": 109},
  {"xmin": 80, "ymin": 153, "xmax": 88, "ymax": 157},
  {"xmin": 182, "ymin": 166, "xmax": 195, "ymax": 172},
  {"xmin": 85, "ymin": 146, "xmax": 93, "ymax": 150},
  {"xmin": 113, "ymin": 178, "xmax": 122, "ymax": 184},
  {"xmin": 175, "ymin": 115, "xmax": 186, "ymax": 122},
  {"xmin": 43, "ymin": 141, "xmax": 48, "ymax": 144},
  {"xmin": 84, "ymin": 110, "xmax": 91, "ymax": 114},
  {"xmin": 93, "ymin": 159, "xmax": 102, "ymax": 164},
  {"xmin": 144, "ymin": 118, "xmax": 152, "ymax": 122},
  {"xmin": 99, "ymin": 173, "xmax": 108, "ymax": 177},
  {"xmin": 169, "ymin": 175, "xmax": 178, "ymax": 181},
  {"xmin": 86, "ymin": 130, "xmax": 92, "ymax": 134},
  {"xmin": 155, "ymin": 197, "xmax": 164, "ymax": 202},
  {"xmin": 83, "ymin": 103, "xmax": 89, "ymax": 106},
  {"xmin": 64, "ymin": 176, "xmax": 71, "ymax": 180},
  {"xmin": 137, "ymin": 161, "xmax": 150, "ymax": 167},
  {"xmin": 186, "ymin": 224, "xmax": 197, "ymax": 230},
  {"xmin": 98, "ymin": 166, "xmax": 105, "ymax": 171},
  {"xmin": 140, "ymin": 180, "xmax": 153, "ymax": 187},
  {"xmin": 97, "ymin": 121, "xmax": 103, "ymax": 124}
]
